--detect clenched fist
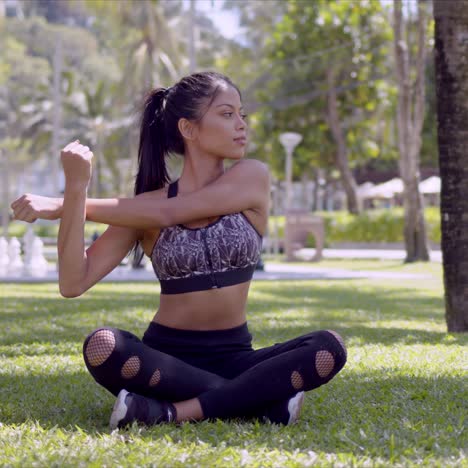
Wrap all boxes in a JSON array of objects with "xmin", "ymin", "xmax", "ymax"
[
  {"xmin": 10, "ymin": 194, "xmax": 63, "ymax": 223},
  {"xmin": 61, "ymin": 139, "xmax": 93, "ymax": 190}
]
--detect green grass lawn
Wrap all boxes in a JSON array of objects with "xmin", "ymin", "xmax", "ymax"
[{"xmin": 0, "ymin": 261, "xmax": 466, "ymax": 467}]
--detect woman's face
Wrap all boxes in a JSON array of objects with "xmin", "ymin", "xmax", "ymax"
[{"xmin": 192, "ymin": 84, "xmax": 248, "ymax": 160}]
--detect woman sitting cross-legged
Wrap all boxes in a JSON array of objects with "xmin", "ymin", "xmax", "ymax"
[{"xmin": 11, "ymin": 71, "xmax": 347, "ymax": 429}]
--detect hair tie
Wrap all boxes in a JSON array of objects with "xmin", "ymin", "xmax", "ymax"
[{"xmin": 163, "ymin": 87, "xmax": 172, "ymax": 98}]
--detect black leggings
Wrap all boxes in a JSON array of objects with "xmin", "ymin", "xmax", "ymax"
[{"xmin": 83, "ymin": 322, "xmax": 347, "ymax": 420}]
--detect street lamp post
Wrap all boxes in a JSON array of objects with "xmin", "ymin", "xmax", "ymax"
[
  {"xmin": 279, "ymin": 132, "xmax": 302, "ymax": 260},
  {"xmin": 279, "ymin": 132, "xmax": 303, "ymax": 213},
  {"xmin": 1, "ymin": 149, "xmax": 9, "ymax": 237}
]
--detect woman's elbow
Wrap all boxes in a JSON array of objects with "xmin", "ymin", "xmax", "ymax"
[{"xmin": 59, "ymin": 283, "xmax": 83, "ymax": 298}]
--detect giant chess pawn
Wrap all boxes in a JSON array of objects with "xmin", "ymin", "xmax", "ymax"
[
  {"xmin": 8, "ymin": 237, "xmax": 23, "ymax": 275},
  {"xmin": 0, "ymin": 236, "xmax": 8, "ymax": 276},
  {"xmin": 25, "ymin": 236, "xmax": 48, "ymax": 277},
  {"xmin": 22, "ymin": 225, "xmax": 35, "ymax": 266}
]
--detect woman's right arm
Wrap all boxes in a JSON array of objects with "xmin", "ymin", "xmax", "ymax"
[
  {"xmin": 10, "ymin": 190, "xmax": 140, "ymax": 297},
  {"xmin": 59, "ymin": 218, "xmax": 139, "ymax": 298},
  {"xmin": 57, "ymin": 185, "xmax": 88, "ymax": 297},
  {"xmin": 56, "ymin": 140, "xmax": 140, "ymax": 297}
]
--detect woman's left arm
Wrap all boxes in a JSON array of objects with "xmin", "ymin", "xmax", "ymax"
[{"xmin": 85, "ymin": 159, "xmax": 270, "ymax": 229}]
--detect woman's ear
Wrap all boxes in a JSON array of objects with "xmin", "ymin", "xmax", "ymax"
[{"xmin": 178, "ymin": 118, "xmax": 197, "ymax": 141}]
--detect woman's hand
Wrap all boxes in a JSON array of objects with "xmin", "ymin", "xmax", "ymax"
[
  {"xmin": 61, "ymin": 139, "xmax": 93, "ymax": 191},
  {"xmin": 10, "ymin": 194, "xmax": 63, "ymax": 223}
]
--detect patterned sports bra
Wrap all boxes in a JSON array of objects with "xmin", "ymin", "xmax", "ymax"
[{"xmin": 151, "ymin": 179, "xmax": 263, "ymax": 295}]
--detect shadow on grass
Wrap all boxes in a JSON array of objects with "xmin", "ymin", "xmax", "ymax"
[
  {"xmin": 1, "ymin": 369, "xmax": 464, "ymax": 462},
  {"xmin": 0, "ymin": 292, "xmax": 158, "ymax": 347},
  {"xmin": 0, "ymin": 370, "xmax": 113, "ymax": 433},
  {"xmin": 250, "ymin": 324, "xmax": 465, "ymax": 347},
  {"xmin": 0, "ymin": 278, "xmax": 459, "ymax": 348}
]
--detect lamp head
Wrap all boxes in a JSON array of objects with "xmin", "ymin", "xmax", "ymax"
[{"xmin": 279, "ymin": 132, "xmax": 303, "ymax": 152}]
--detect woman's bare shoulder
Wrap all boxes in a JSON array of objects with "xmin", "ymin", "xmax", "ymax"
[
  {"xmin": 226, "ymin": 158, "xmax": 270, "ymax": 177},
  {"xmin": 225, "ymin": 159, "xmax": 270, "ymax": 236}
]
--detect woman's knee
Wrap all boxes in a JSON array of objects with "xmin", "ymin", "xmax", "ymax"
[
  {"xmin": 83, "ymin": 327, "xmax": 136, "ymax": 396},
  {"xmin": 83, "ymin": 327, "xmax": 138, "ymax": 368},
  {"xmin": 83, "ymin": 327, "xmax": 118, "ymax": 367},
  {"xmin": 83, "ymin": 326, "xmax": 144, "ymax": 380},
  {"xmin": 323, "ymin": 329, "xmax": 347, "ymax": 373},
  {"xmin": 306, "ymin": 330, "xmax": 347, "ymax": 381}
]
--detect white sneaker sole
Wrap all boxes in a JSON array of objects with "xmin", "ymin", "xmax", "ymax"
[
  {"xmin": 110, "ymin": 389, "xmax": 129, "ymax": 430},
  {"xmin": 287, "ymin": 391, "xmax": 304, "ymax": 424}
]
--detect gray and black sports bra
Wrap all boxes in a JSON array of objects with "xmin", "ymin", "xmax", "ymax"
[{"xmin": 151, "ymin": 179, "xmax": 263, "ymax": 294}]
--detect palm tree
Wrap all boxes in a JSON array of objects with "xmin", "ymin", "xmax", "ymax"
[
  {"xmin": 63, "ymin": 77, "xmax": 134, "ymax": 197},
  {"xmin": 84, "ymin": 0, "xmax": 185, "ymax": 101}
]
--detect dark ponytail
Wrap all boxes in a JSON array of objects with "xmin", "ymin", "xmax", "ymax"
[{"xmin": 134, "ymin": 88, "xmax": 171, "ymax": 195}]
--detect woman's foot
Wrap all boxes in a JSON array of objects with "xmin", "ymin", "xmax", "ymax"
[
  {"xmin": 110, "ymin": 389, "xmax": 177, "ymax": 429},
  {"xmin": 263, "ymin": 392, "xmax": 305, "ymax": 425}
]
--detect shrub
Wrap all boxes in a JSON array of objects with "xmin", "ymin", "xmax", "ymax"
[{"xmin": 268, "ymin": 208, "xmax": 440, "ymax": 246}]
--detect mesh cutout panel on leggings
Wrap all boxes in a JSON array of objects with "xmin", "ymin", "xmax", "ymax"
[
  {"xmin": 315, "ymin": 350, "xmax": 335, "ymax": 378},
  {"xmin": 327, "ymin": 330, "xmax": 347, "ymax": 357},
  {"xmin": 121, "ymin": 356, "xmax": 141, "ymax": 379},
  {"xmin": 85, "ymin": 329, "xmax": 116, "ymax": 367},
  {"xmin": 291, "ymin": 370, "xmax": 304, "ymax": 390},
  {"xmin": 149, "ymin": 369, "xmax": 161, "ymax": 386}
]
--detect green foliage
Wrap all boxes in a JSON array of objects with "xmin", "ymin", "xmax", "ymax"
[
  {"xmin": 8, "ymin": 221, "xmax": 108, "ymax": 239},
  {"xmin": 250, "ymin": 0, "xmax": 395, "ymax": 181},
  {"xmin": 0, "ymin": 266, "xmax": 466, "ymax": 466},
  {"xmin": 318, "ymin": 207, "xmax": 440, "ymax": 244},
  {"xmin": 2, "ymin": 0, "xmax": 231, "ymax": 208},
  {"xmin": 269, "ymin": 208, "xmax": 441, "ymax": 245}
]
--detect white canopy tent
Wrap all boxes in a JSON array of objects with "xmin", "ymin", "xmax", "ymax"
[
  {"xmin": 419, "ymin": 176, "xmax": 441, "ymax": 194},
  {"xmin": 364, "ymin": 178, "xmax": 404, "ymax": 199},
  {"xmin": 357, "ymin": 182, "xmax": 375, "ymax": 198},
  {"xmin": 361, "ymin": 176, "xmax": 441, "ymax": 199}
]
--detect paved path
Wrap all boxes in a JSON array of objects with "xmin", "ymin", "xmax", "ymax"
[
  {"xmin": 0, "ymin": 260, "xmax": 433, "ymax": 283},
  {"xmin": 297, "ymin": 248, "xmax": 442, "ymax": 262},
  {"xmin": 43, "ymin": 246, "xmax": 442, "ymax": 262}
]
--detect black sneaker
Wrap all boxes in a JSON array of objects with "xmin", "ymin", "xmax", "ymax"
[
  {"xmin": 110, "ymin": 389, "xmax": 177, "ymax": 430},
  {"xmin": 263, "ymin": 392, "xmax": 304, "ymax": 425}
]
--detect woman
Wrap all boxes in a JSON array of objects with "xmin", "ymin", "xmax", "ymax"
[{"xmin": 11, "ymin": 71, "xmax": 347, "ymax": 429}]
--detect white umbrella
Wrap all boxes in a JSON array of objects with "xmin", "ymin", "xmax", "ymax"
[
  {"xmin": 365, "ymin": 178, "xmax": 403, "ymax": 199},
  {"xmin": 357, "ymin": 182, "xmax": 375, "ymax": 198},
  {"xmin": 419, "ymin": 176, "xmax": 441, "ymax": 194}
]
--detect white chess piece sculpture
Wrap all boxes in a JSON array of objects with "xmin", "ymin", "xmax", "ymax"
[
  {"xmin": 24, "ymin": 236, "xmax": 48, "ymax": 277},
  {"xmin": 0, "ymin": 237, "xmax": 8, "ymax": 276},
  {"xmin": 22, "ymin": 225, "xmax": 36, "ymax": 266},
  {"xmin": 8, "ymin": 237, "xmax": 23, "ymax": 275}
]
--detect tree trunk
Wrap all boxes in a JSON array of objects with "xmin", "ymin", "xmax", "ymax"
[
  {"xmin": 326, "ymin": 68, "xmax": 361, "ymax": 215},
  {"xmin": 1, "ymin": 149, "xmax": 10, "ymax": 237},
  {"xmin": 312, "ymin": 169, "xmax": 320, "ymax": 212},
  {"xmin": 51, "ymin": 37, "xmax": 63, "ymax": 195},
  {"xmin": 433, "ymin": 0, "xmax": 468, "ymax": 332},
  {"xmin": 301, "ymin": 171, "xmax": 310, "ymax": 211},
  {"xmin": 92, "ymin": 125, "xmax": 104, "ymax": 198},
  {"xmin": 393, "ymin": 0, "xmax": 430, "ymax": 262}
]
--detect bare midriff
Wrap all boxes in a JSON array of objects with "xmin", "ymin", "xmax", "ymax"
[
  {"xmin": 141, "ymin": 208, "xmax": 265, "ymax": 331},
  {"xmin": 153, "ymin": 281, "xmax": 251, "ymax": 330}
]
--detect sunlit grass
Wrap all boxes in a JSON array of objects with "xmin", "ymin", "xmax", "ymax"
[{"xmin": 0, "ymin": 262, "xmax": 466, "ymax": 467}]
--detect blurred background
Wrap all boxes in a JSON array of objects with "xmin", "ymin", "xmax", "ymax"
[{"xmin": 0, "ymin": 0, "xmax": 440, "ymax": 253}]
